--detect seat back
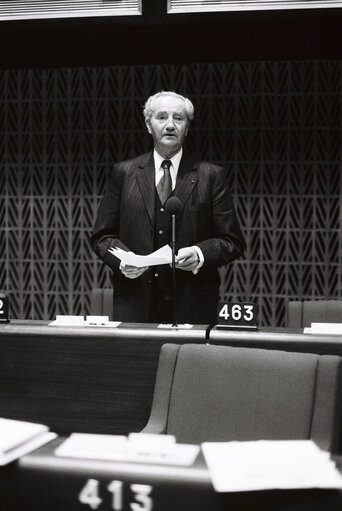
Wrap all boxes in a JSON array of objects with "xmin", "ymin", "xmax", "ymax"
[
  {"xmin": 143, "ymin": 344, "xmax": 342, "ymax": 451},
  {"xmin": 288, "ymin": 300, "xmax": 342, "ymax": 328},
  {"xmin": 90, "ymin": 288, "xmax": 113, "ymax": 320}
]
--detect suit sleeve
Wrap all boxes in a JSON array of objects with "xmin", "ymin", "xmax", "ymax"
[
  {"xmin": 90, "ymin": 164, "xmax": 130, "ymax": 278},
  {"xmin": 196, "ymin": 164, "xmax": 245, "ymax": 272}
]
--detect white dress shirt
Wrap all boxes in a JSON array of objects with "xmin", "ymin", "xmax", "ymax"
[{"xmin": 154, "ymin": 148, "xmax": 182, "ymax": 190}]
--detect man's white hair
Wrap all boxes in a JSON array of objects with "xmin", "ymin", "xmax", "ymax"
[{"xmin": 143, "ymin": 91, "xmax": 195, "ymax": 122}]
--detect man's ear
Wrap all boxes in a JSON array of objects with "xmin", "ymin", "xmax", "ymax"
[
  {"xmin": 145, "ymin": 118, "xmax": 152, "ymax": 134},
  {"xmin": 185, "ymin": 121, "xmax": 190, "ymax": 137}
]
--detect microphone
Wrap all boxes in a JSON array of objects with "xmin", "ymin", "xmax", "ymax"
[
  {"xmin": 165, "ymin": 196, "xmax": 182, "ymax": 216},
  {"xmin": 165, "ymin": 197, "xmax": 182, "ymax": 327}
]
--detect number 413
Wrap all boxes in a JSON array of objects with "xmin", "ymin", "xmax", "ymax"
[{"xmin": 79, "ymin": 479, "xmax": 153, "ymax": 511}]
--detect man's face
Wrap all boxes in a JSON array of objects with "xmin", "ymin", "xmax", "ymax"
[{"xmin": 146, "ymin": 95, "xmax": 190, "ymax": 158}]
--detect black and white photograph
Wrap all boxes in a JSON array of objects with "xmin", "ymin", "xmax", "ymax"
[{"xmin": 1, "ymin": 1, "xmax": 342, "ymax": 509}]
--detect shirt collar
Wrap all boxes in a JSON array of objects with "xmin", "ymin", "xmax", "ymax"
[{"xmin": 153, "ymin": 147, "xmax": 183, "ymax": 175}]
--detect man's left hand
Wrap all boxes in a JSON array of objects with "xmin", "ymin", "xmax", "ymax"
[{"xmin": 175, "ymin": 247, "xmax": 199, "ymax": 272}]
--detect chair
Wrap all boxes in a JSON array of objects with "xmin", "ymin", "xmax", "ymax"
[
  {"xmin": 288, "ymin": 300, "xmax": 342, "ymax": 328},
  {"xmin": 142, "ymin": 343, "xmax": 342, "ymax": 452},
  {"xmin": 90, "ymin": 288, "xmax": 113, "ymax": 320}
]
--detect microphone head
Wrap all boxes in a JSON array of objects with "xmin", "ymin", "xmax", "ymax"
[{"xmin": 165, "ymin": 196, "xmax": 182, "ymax": 216}]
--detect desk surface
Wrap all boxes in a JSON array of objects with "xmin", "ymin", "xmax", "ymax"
[
  {"xmin": 0, "ymin": 319, "xmax": 208, "ymax": 340},
  {"xmin": 4, "ymin": 437, "xmax": 342, "ymax": 511}
]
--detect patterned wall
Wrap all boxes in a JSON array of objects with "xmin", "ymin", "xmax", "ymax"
[{"xmin": 0, "ymin": 61, "xmax": 341, "ymax": 326}]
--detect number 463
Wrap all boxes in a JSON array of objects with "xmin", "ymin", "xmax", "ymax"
[{"xmin": 218, "ymin": 304, "xmax": 254, "ymax": 322}]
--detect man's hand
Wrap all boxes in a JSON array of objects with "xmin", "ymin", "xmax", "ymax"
[
  {"xmin": 120, "ymin": 263, "xmax": 148, "ymax": 279},
  {"xmin": 175, "ymin": 247, "xmax": 199, "ymax": 272}
]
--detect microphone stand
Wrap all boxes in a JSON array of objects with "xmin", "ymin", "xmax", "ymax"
[
  {"xmin": 171, "ymin": 213, "xmax": 178, "ymax": 328},
  {"xmin": 165, "ymin": 196, "xmax": 181, "ymax": 328}
]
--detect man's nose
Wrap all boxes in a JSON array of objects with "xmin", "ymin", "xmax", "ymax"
[{"xmin": 165, "ymin": 117, "xmax": 176, "ymax": 129}]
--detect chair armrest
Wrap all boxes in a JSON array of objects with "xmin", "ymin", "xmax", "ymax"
[{"xmin": 140, "ymin": 344, "xmax": 180, "ymax": 435}]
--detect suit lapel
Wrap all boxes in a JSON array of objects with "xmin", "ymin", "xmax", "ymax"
[
  {"xmin": 135, "ymin": 150, "xmax": 198, "ymax": 223},
  {"xmin": 174, "ymin": 151, "xmax": 198, "ymax": 216},
  {"xmin": 136, "ymin": 152, "xmax": 155, "ymax": 224}
]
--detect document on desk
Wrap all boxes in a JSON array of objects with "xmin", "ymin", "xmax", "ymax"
[
  {"xmin": 0, "ymin": 418, "xmax": 57, "ymax": 466},
  {"xmin": 303, "ymin": 322, "xmax": 342, "ymax": 335},
  {"xmin": 202, "ymin": 440, "xmax": 342, "ymax": 492},
  {"xmin": 55, "ymin": 433, "xmax": 199, "ymax": 466},
  {"xmin": 108, "ymin": 245, "xmax": 172, "ymax": 268}
]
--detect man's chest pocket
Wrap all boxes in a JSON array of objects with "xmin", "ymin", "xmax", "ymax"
[{"xmin": 188, "ymin": 201, "xmax": 208, "ymax": 212}]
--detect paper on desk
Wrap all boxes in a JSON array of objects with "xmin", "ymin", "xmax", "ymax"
[
  {"xmin": 48, "ymin": 316, "xmax": 121, "ymax": 328},
  {"xmin": 202, "ymin": 440, "xmax": 342, "ymax": 492},
  {"xmin": 55, "ymin": 433, "xmax": 199, "ymax": 466},
  {"xmin": 0, "ymin": 418, "xmax": 57, "ymax": 466},
  {"xmin": 108, "ymin": 245, "xmax": 172, "ymax": 268},
  {"xmin": 304, "ymin": 323, "xmax": 342, "ymax": 335}
]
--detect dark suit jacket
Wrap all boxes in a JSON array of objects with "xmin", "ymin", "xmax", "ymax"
[{"xmin": 90, "ymin": 151, "xmax": 245, "ymax": 324}]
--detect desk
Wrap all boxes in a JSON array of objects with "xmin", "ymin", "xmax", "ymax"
[
  {"xmin": 3, "ymin": 437, "xmax": 342, "ymax": 511},
  {"xmin": 209, "ymin": 327, "xmax": 342, "ymax": 356},
  {"xmin": 0, "ymin": 321, "xmax": 208, "ymax": 435}
]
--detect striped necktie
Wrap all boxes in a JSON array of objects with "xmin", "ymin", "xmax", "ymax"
[{"xmin": 157, "ymin": 159, "xmax": 172, "ymax": 205}]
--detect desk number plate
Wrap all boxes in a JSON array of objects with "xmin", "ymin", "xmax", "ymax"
[
  {"xmin": 0, "ymin": 293, "xmax": 9, "ymax": 324},
  {"xmin": 217, "ymin": 302, "xmax": 257, "ymax": 330}
]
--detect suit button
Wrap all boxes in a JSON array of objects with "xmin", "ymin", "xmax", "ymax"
[
  {"xmin": 158, "ymin": 229, "xmax": 163, "ymax": 234},
  {"xmin": 160, "ymin": 207, "xmax": 164, "ymax": 212},
  {"xmin": 154, "ymin": 273, "xmax": 159, "ymax": 278}
]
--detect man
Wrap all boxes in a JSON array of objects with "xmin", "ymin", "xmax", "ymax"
[{"xmin": 90, "ymin": 91, "xmax": 245, "ymax": 324}]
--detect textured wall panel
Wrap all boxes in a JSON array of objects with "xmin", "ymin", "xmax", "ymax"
[{"xmin": 0, "ymin": 61, "xmax": 341, "ymax": 326}]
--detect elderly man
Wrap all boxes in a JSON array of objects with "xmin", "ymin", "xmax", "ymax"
[{"xmin": 90, "ymin": 91, "xmax": 245, "ymax": 324}]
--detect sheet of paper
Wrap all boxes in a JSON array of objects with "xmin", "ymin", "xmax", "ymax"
[
  {"xmin": 49, "ymin": 316, "xmax": 121, "ymax": 328},
  {"xmin": 108, "ymin": 245, "xmax": 172, "ymax": 268},
  {"xmin": 55, "ymin": 433, "xmax": 199, "ymax": 466},
  {"xmin": 304, "ymin": 323, "xmax": 342, "ymax": 335},
  {"xmin": 0, "ymin": 417, "xmax": 57, "ymax": 466},
  {"xmin": 49, "ymin": 315, "xmax": 85, "ymax": 326},
  {"xmin": 0, "ymin": 418, "xmax": 49, "ymax": 454},
  {"xmin": 202, "ymin": 440, "xmax": 342, "ymax": 492},
  {"xmin": 0, "ymin": 432, "xmax": 57, "ymax": 466}
]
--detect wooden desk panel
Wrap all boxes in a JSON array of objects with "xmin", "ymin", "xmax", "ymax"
[{"xmin": 0, "ymin": 321, "xmax": 208, "ymax": 435}]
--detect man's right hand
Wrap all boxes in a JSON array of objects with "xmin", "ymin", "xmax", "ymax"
[{"xmin": 120, "ymin": 262, "xmax": 148, "ymax": 279}]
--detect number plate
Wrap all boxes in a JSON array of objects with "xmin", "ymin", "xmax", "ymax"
[
  {"xmin": 0, "ymin": 294, "xmax": 9, "ymax": 324},
  {"xmin": 217, "ymin": 302, "xmax": 257, "ymax": 330}
]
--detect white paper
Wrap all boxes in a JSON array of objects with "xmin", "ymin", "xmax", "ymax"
[
  {"xmin": 55, "ymin": 433, "xmax": 199, "ymax": 466},
  {"xmin": 0, "ymin": 432, "xmax": 57, "ymax": 466},
  {"xmin": 0, "ymin": 418, "xmax": 49, "ymax": 454},
  {"xmin": 128, "ymin": 433, "xmax": 176, "ymax": 456},
  {"xmin": 0, "ymin": 417, "xmax": 57, "ymax": 465},
  {"xmin": 304, "ymin": 323, "xmax": 342, "ymax": 335},
  {"xmin": 49, "ymin": 315, "xmax": 85, "ymax": 326},
  {"xmin": 202, "ymin": 440, "xmax": 342, "ymax": 492},
  {"xmin": 108, "ymin": 245, "xmax": 172, "ymax": 268},
  {"xmin": 85, "ymin": 315, "xmax": 109, "ymax": 325},
  {"xmin": 49, "ymin": 316, "xmax": 121, "ymax": 328}
]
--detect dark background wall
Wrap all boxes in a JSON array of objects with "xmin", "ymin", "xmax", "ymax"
[{"xmin": 0, "ymin": 4, "xmax": 341, "ymax": 326}]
